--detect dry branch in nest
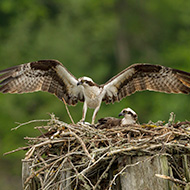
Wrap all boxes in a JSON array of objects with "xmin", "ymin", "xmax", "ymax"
[{"xmin": 5, "ymin": 113, "xmax": 190, "ymax": 190}]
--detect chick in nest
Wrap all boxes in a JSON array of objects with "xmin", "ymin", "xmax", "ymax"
[{"xmin": 97, "ymin": 108, "xmax": 138, "ymax": 129}]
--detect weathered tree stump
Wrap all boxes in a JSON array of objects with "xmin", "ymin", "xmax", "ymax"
[
  {"xmin": 22, "ymin": 159, "xmax": 72, "ymax": 190},
  {"xmin": 22, "ymin": 159, "xmax": 39, "ymax": 190},
  {"xmin": 120, "ymin": 155, "xmax": 171, "ymax": 190},
  {"xmin": 22, "ymin": 154, "xmax": 190, "ymax": 190}
]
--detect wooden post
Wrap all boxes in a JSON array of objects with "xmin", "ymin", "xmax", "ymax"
[
  {"xmin": 183, "ymin": 155, "xmax": 190, "ymax": 182},
  {"xmin": 119, "ymin": 155, "xmax": 190, "ymax": 190},
  {"xmin": 22, "ymin": 159, "xmax": 72, "ymax": 190},
  {"xmin": 22, "ymin": 159, "xmax": 39, "ymax": 190},
  {"xmin": 119, "ymin": 155, "xmax": 171, "ymax": 190},
  {"xmin": 22, "ymin": 155, "xmax": 190, "ymax": 190},
  {"xmin": 59, "ymin": 163, "xmax": 72, "ymax": 190}
]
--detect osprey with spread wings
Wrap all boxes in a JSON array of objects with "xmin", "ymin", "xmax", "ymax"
[{"xmin": 0, "ymin": 60, "xmax": 190, "ymax": 124}]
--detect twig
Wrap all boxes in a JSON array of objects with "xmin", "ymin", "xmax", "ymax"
[
  {"xmin": 68, "ymin": 158, "xmax": 79, "ymax": 190},
  {"xmin": 154, "ymin": 132, "xmax": 173, "ymax": 141},
  {"xmin": 24, "ymin": 137, "xmax": 48, "ymax": 141},
  {"xmin": 81, "ymin": 152, "xmax": 108, "ymax": 176},
  {"xmin": 56, "ymin": 120, "xmax": 82, "ymax": 134},
  {"xmin": 155, "ymin": 174, "xmax": 187, "ymax": 186},
  {"xmin": 68, "ymin": 131, "xmax": 94, "ymax": 162},
  {"xmin": 146, "ymin": 143, "xmax": 163, "ymax": 151},
  {"xmin": 34, "ymin": 126, "xmax": 52, "ymax": 130},
  {"xmin": 81, "ymin": 173, "xmax": 95, "ymax": 189},
  {"xmin": 107, "ymin": 144, "xmax": 149, "ymax": 156},
  {"xmin": 4, "ymin": 145, "xmax": 31, "ymax": 155},
  {"xmin": 108, "ymin": 160, "xmax": 143, "ymax": 189},
  {"xmin": 43, "ymin": 158, "xmax": 68, "ymax": 190},
  {"xmin": 24, "ymin": 160, "xmax": 56, "ymax": 185},
  {"xmin": 62, "ymin": 97, "xmax": 75, "ymax": 124},
  {"xmin": 12, "ymin": 119, "xmax": 50, "ymax": 130},
  {"xmin": 93, "ymin": 156, "xmax": 116, "ymax": 190},
  {"xmin": 30, "ymin": 151, "xmax": 85, "ymax": 169},
  {"xmin": 25, "ymin": 138, "xmax": 75, "ymax": 159}
]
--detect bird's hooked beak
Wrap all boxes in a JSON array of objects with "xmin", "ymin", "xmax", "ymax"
[
  {"xmin": 77, "ymin": 81, "xmax": 83, "ymax": 86},
  {"xmin": 118, "ymin": 112, "xmax": 124, "ymax": 117}
]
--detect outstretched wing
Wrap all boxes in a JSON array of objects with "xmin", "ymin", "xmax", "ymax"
[
  {"xmin": 0, "ymin": 60, "xmax": 84, "ymax": 105},
  {"xmin": 102, "ymin": 64, "xmax": 190, "ymax": 104}
]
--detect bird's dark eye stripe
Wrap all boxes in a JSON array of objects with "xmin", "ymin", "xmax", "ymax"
[
  {"xmin": 84, "ymin": 80, "xmax": 94, "ymax": 86},
  {"xmin": 122, "ymin": 110, "xmax": 137, "ymax": 117},
  {"xmin": 127, "ymin": 111, "xmax": 136, "ymax": 117}
]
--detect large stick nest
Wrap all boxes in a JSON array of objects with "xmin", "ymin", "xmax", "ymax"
[{"xmin": 6, "ymin": 113, "xmax": 190, "ymax": 190}]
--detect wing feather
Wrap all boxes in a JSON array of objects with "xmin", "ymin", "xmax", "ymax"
[
  {"xmin": 0, "ymin": 60, "xmax": 84, "ymax": 105},
  {"xmin": 102, "ymin": 64, "xmax": 190, "ymax": 104}
]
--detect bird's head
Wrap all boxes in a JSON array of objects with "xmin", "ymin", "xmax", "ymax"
[
  {"xmin": 118, "ymin": 108, "xmax": 138, "ymax": 121},
  {"xmin": 77, "ymin": 76, "xmax": 95, "ymax": 87}
]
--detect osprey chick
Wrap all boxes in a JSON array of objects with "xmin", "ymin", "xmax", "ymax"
[
  {"xmin": 97, "ymin": 108, "xmax": 138, "ymax": 128},
  {"xmin": 118, "ymin": 108, "xmax": 138, "ymax": 125},
  {"xmin": 0, "ymin": 59, "xmax": 190, "ymax": 124}
]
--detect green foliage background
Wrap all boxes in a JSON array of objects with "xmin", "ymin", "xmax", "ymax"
[{"xmin": 0, "ymin": 0, "xmax": 190, "ymax": 189}]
